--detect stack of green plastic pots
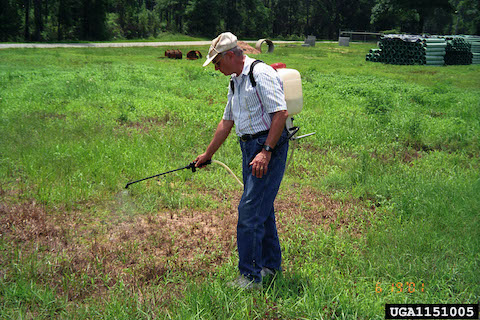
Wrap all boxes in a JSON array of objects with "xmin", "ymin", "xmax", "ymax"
[
  {"xmin": 465, "ymin": 36, "xmax": 480, "ymax": 65},
  {"xmin": 422, "ymin": 38, "xmax": 446, "ymax": 66},
  {"xmin": 365, "ymin": 35, "xmax": 479, "ymax": 66},
  {"xmin": 444, "ymin": 37, "xmax": 472, "ymax": 65},
  {"xmin": 376, "ymin": 36, "xmax": 425, "ymax": 65},
  {"xmin": 365, "ymin": 48, "xmax": 383, "ymax": 62},
  {"xmin": 365, "ymin": 35, "xmax": 445, "ymax": 65}
]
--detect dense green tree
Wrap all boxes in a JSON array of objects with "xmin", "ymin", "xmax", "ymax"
[
  {"xmin": 156, "ymin": 0, "xmax": 188, "ymax": 33},
  {"xmin": 80, "ymin": 0, "xmax": 108, "ymax": 40},
  {"xmin": 0, "ymin": 0, "xmax": 477, "ymax": 42},
  {"xmin": 224, "ymin": 0, "xmax": 243, "ymax": 35},
  {"xmin": 423, "ymin": 7, "xmax": 454, "ymax": 34},
  {"xmin": 117, "ymin": 0, "xmax": 140, "ymax": 38},
  {"xmin": 57, "ymin": 0, "xmax": 76, "ymax": 40},
  {"xmin": 305, "ymin": 0, "xmax": 374, "ymax": 39},
  {"xmin": 371, "ymin": 0, "xmax": 454, "ymax": 33},
  {"xmin": 452, "ymin": 0, "xmax": 480, "ymax": 34},
  {"xmin": 272, "ymin": 0, "xmax": 305, "ymax": 37},
  {"xmin": 403, "ymin": 0, "xmax": 454, "ymax": 32},
  {"xmin": 185, "ymin": 0, "xmax": 222, "ymax": 37},
  {"xmin": 33, "ymin": 0, "xmax": 44, "ymax": 40},
  {"xmin": 0, "ymin": 0, "xmax": 22, "ymax": 41},
  {"xmin": 24, "ymin": 0, "xmax": 31, "ymax": 40},
  {"xmin": 343, "ymin": 0, "xmax": 376, "ymax": 32},
  {"xmin": 241, "ymin": 0, "xmax": 271, "ymax": 37}
]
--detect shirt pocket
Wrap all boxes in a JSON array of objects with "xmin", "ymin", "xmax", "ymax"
[{"xmin": 242, "ymin": 83, "xmax": 261, "ymax": 114}]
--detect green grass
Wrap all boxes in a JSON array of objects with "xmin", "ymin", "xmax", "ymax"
[{"xmin": 0, "ymin": 43, "xmax": 479, "ymax": 319}]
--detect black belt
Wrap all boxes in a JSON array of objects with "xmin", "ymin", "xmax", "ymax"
[{"xmin": 239, "ymin": 130, "xmax": 269, "ymax": 142}]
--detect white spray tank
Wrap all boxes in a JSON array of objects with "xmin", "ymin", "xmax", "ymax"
[
  {"xmin": 276, "ymin": 67, "xmax": 303, "ymax": 133},
  {"xmin": 272, "ymin": 63, "xmax": 315, "ymax": 140}
]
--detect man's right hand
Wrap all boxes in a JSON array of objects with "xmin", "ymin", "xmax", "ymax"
[
  {"xmin": 194, "ymin": 119, "xmax": 233, "ymax": 169},
  {"xmin": 194, "ymin": 153, "xmax": 211, "ymax": 168}
]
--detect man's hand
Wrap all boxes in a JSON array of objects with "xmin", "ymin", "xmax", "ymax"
[
  {"xmin": 247, "ymin": 109, "xmax": 287, "ymax": 178},
  {"xmin": 194, "ymin": 153, "xmax": 212, "ymax": 169},
  {"xmin": 194, "ymin": 119, "xmax": 234, "ymax": 169},
  {"xmin": 249, "ymin": 149, "xmax": 271, "ymax": 178}
]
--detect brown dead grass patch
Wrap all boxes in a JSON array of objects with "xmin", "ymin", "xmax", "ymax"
[
  {"xmin": 276, "ymin": 186, "xmax": 373, "ymax": 237},
  {"xmin": 115, "ymin": 113, "xmax": 177, "ymax": 134},
  {"xmin": 0, "ymin": 201, "xmax": 63, "ymax": 242},
  {"xmin": 0, "ymin": 186, "xmax": 374, "ymax": 302}
]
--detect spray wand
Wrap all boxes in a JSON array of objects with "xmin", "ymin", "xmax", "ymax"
[{"xmin": 125, "ymin": 160, "xmax": 211, "ymax": 189}]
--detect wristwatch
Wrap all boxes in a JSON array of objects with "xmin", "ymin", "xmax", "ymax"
[{"xmin": 263, "ymin": 144, "xmax": 274, "ymax": 152}]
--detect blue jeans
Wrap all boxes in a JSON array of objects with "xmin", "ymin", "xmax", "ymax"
[{"xmin": 237, "ymin": 130, "xmax": 289, "ymax": 283}]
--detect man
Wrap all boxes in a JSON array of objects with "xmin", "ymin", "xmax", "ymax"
[{"xmin": 195, "ymin": 32, "xmax": 289, "ymax": 290}]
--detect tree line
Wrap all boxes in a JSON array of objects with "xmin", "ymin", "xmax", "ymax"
[{"xmin": 1, "ymin": 0, "xmax": 479, "ymax": 42}]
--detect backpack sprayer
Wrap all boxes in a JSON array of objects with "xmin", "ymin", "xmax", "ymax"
[
  {"xmin": 272, "ymin": 62, "xmax": 316, "ymax": 168},
  {"xmin": 125, "ymin": 62, "xmax": 314, "ymax": 189}
]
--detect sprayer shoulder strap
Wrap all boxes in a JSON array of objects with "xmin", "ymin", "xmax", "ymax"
[{"xmin": 229, "ymin": 60, "xmax": 264, "ymax": 95}]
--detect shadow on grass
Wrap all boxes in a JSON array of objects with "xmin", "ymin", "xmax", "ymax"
[{"xmin": 263, "ymin": 271, "xmax": 309, "ymax": 298}]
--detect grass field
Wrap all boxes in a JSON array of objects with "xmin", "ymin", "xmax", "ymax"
[{"xmin": 0, "ymin": 42, "xmax": 479, "ymax": 319}]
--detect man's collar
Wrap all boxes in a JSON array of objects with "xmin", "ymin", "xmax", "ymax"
[{"xmin": 240, "ymin": 55, "xmax": 254, "ymax": 76}]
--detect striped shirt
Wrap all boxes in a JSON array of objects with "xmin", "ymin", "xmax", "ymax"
[{"xmin": 223, "ymin": 56, "xmax": 287, "ymax": 137}]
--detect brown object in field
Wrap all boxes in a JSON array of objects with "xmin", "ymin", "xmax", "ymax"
[
  {"xmin": 165, "ymin": 49, "xmax": 182, "ymax": 59},
  {"xmin": 237, "ymin": 41, "xmax": 261, "ymax": 54},
  {"xmin": 186, "ymin": 50, "xmax": 203, "ymax": 60}
]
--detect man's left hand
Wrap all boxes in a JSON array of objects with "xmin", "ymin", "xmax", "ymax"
[{"xmin": 249, "ymin": 150, "xmax": 271, "ymax": 178}]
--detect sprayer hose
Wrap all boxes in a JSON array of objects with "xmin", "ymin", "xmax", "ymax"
[
  {"xmin": 212, "ymin": 141, "xmax": 297, "ymax": 188},
  {"xmin": 286, "ymin": 141, "xmax": 295, "ymax": 171},
  {"xmin": 212, "ymin": 160, "xmax": 244, "ymax": 188}
]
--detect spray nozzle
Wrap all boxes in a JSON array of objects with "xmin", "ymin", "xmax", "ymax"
[{"xmin": 189, "ymin": 160, "xmax": 212, "ymax": 172}]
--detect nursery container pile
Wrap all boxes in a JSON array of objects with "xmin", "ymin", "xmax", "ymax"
[
  {"xmin": 466, "ymin": 36, "xmax": 480, "ymax": 64},
  {"xmin": 444, "ymin": 37, "xmax": 472, "ymax": 65},
  {"xmin": 366, "ymin": 34, "xmax": 480, "ymax": 66}
]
